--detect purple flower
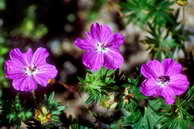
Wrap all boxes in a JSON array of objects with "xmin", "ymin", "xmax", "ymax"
[
  {"xmin": 4, "ymin": 47, "xmax": 58, "ymax": 92},
  {"xmin": 74, "ymin": 23, "xmax": 124, "ymax": 71},
  {"xmin": 140, "ymin": 58, "xmax": 189, "ymax": 104}
]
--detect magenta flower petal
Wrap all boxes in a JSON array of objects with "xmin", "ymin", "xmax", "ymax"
[
  {"xmin": 74, "ymin": 23, "xmax": 124, "ymax": 71},
  {"xmin": 5, "ymin": 48, "xmax": 33, "ymax": 79},
  {"xmin": 83, "ymin": 51, "xmax": 104, "ymax": 71},
  {"xmin": 9, "ymin": 48, "xmax": 32, "ymax": 65},
  {"xmin": 24, "ymin": 48, "xmax": 33, "ymax": 65},
  {"xmin": 12, "ymin": 76, "xmax": 37, "ymax": 91},
  {"xmin": 141, "ymin": 60, "xmax": 164, "ymax": 79},
  {"xmin": 140, "ymin": 59, "xmax": 189, "ymax": 104},
  {"xmin": 90, "ymin": 23, "xmax": 112, "ymax": 43},
  {"xmin": 162, "ymin": 58, "xmax": 182, "ymax": 75},
  {"xmin": 161, "ymin": 87, "xmax": 175, "ymax": 104},
  {"xmin": 90, "ymin": 23, "xmax": 101, "ymax": 41},
  {"xmin": 9, "ymin": 48, "xmax": 24, "ymax": 64},
  {"xmin": 98, "ymin": 24, "xmax": 112, "ymax": 43},
  {"xmin": 140, "ymin": 79, "xmax": 161, "ymax": 97},
  {"xmin": 5, "ymin": 60, "xmax": 25, "ymax": 79},
  {"xmin": 103, "ymin": 49, "xmax": 124, "ymax": 69},
  {"xmin": 4, "ymin": 47, "xmax": 58, "ymax": 92},
  {"xmin": 168, "ymin": 74, "xmax": 189, "ymax": 95},
  {"xmin": 31, "ymin": 47, "xmax": 49, "ymax": 66},
  {"xmin": 74, "ymin": 38, "xmax": 95, "ymax": 50},
  {"xmin": 109, "ymin": 33, "xmax": 124, "ymax": 49},
  {"xmin": 34, "ymin": 64, "xmax": 58, "ymax": 86}
]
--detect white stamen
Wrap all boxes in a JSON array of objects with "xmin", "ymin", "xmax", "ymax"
[
  {"xmin": 156, "ymin": 76, "xmax": 170, "ymax": 87},
  {"xmin": 96, "ymin": 42, "xmax": 108, "ymax": 53},
  {"xmin": 156, "ymin": 81, "xmax": 168, "ymax": 87},
  {"xmin": 25, "ymin": 66, "xmax": 38, "ymax": 76}
]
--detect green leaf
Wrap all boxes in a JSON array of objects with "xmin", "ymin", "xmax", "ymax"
[
  {"xmin": 161, "ymin": 117, "xmax": 190, "ymax": 129},
  {"xmin": 120, "ymin": 0, "xmax": 174, "ymax": 27},
  {"xmin": 148, "ymin": 99, "xmax": 162, "ymax": 111},
  {"xmin": 79, "ymin": 68, "xmax": 116, "ymax": 104},
  {"xmin": 133, "ymin": 107, "xmax": 161, "ymax": 129},
  {"xmin": 70, "ymin": 123, "xmax": 93, "ymax": 129}
]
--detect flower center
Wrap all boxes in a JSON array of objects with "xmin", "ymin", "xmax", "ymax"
[
  {"xmin": 156, "ymin": 76, "xmax": 170, "ymax": 87},
  {"xmin": 96, "ymin": 42, "xmax": 108, "ymax": 53},
  {"xmin": 25, "ymin": 65, "xmax": 38, "ymax": 76}
]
